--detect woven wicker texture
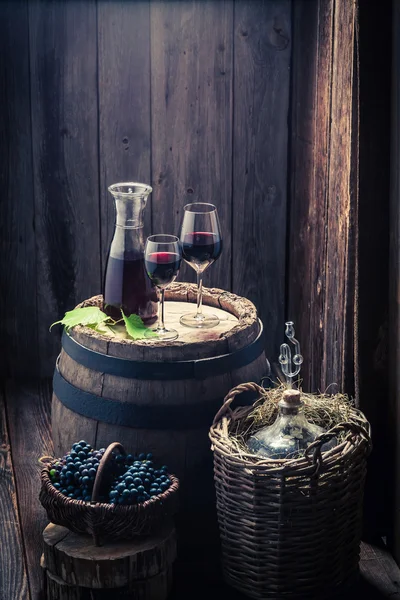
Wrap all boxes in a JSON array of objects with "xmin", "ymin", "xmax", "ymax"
[
  {"xmin": 39, "ymin": 442, "xmax": 179, "ymax": 545},
  {"xmin": 209, "ymin": 383, "xmax": 372, "ymax": 599}
]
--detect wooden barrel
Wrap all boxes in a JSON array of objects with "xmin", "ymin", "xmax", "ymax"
[
  {"xmin": 41, "ymin": 522, "xmax": 176, "ymax": 600},
  {"xmin": 52, "ymin": 282, "xmax": 269, "ymax": 507}
]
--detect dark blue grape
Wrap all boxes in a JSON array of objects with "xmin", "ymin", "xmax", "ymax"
[
  {"xmin": 89, "ymin": 468, "xmax": 96, "ymax": 477},
  {"xmin": 84, "ymin": 495, "xmax": 91, "ymax": 502},
  {"xmin": 137, "ymin": 485, "xmax": 145, "ymax": 493},
  {"xmin": 146, "ymin": 453, "xmax": 153, "ymax": 460},
  {"xmin": 78, "ymin": 451, "xmax": 86, "ymax": 460},
  {"xmin": 54, "ymin": 483, "xmax": 60, "ymax": 489},
  {"xmin": 134, "ymin": 477, "xmax": 142, "ymax": 486},
  {"xmin": 122, "ymin": 489, "xmax": 130, "ymax": 498},
  {"xmin": 137, "ymin": 495, "xmax": 145, "ymax": 503},
  {"xmin": 109, "ymin": 491, "xmax": 118, "ymax": 499},
  {"xmin": 82, "ymin": 476, "xmax": 90, "ymax": 485},
  {"xmin": 116, "ymin": 483, "xmax": 125, "ymax": 493},
  {"xmin": 125, "ymin": 476, "xmax": 134, "ymax": 485}
]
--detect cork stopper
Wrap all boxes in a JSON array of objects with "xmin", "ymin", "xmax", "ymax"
[{"xmin": 278, "ymin": 389, "xmax": 302, "ymax": 413}]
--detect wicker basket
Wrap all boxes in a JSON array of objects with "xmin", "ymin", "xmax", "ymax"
[
  {"xmin": 209, "ymin": 383, "xmax": 372, "ymax": 599},
  {"xmin": 39, "ymin": 442, "xmax": 179, "ymax": 545}
]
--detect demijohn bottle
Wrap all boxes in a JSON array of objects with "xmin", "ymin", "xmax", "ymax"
[
  {"xmin": 247, "ymin": 388, "xmax": 334, "ymax": 459},
  {"xmin": 247, "ymin": 321, "xmax": 336, "ymax": 459}
]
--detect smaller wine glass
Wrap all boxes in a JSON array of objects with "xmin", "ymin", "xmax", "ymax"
[{"xmin": 144, "ymin": 234, "xmax": 182, "ymax": 341}]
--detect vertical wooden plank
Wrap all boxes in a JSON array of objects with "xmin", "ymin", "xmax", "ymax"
[
  {"xmin": 233, "ymin": 0, "xmax": 291, "ymax": 361},
  {"xmin": 0, "ymin": 1, "xmax": 38, "ymax": 378},
  {"xmin": 98, "ymin": 0, "xmax": 152, "ymax": 272},
  {"xmin": 29, "ymin": 0, "xmax": 100, "ymax": 377},
  {"xmin": 0, "ymin": 388, "xmax": 30, "ymax": 599},
  {"xmin": 288, "ymin": 0, "xmax": 332, "ymax": 391},
  {"xmin": 288, "ymin": 0, "xmax": 358, "ymax": 394},
  {"xmin": 390, "ymin": 0, "xmax": 400, "ymax": 567},
  {"xmin": 322, "ymin": 0, "xmax": 358, "ymax": 393},
  {"xmin": 151, "ymin": 0, "xmax": 233, "ymax": 290},
  {"xmin": 6, "ymin": 380, "xmax": 53, "ymax": 600}
]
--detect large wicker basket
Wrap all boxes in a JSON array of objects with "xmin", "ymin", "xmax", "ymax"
[{"xmin": 209, "ymin": 382, "xmax": 372, "ymax": 599}]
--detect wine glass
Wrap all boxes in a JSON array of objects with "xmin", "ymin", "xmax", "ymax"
[
  {"xmin": 179, "ymin": 203, "xmax": 223, "ymax": 328},
  {"xmin": 144, "ymin": 235, "xmax": 182, "ymax": 341}
]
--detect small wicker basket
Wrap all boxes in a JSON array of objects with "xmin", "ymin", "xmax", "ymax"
[
  {"xmin": 39, "ymin": 442, "xmax": 179, "ymax": 545},
  {"xmin": 209, "ymin": 382, "xmax": 372, "ymax": 600}
]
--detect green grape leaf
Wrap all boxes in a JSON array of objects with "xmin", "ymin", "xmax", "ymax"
[
  {"xmin": 50, "ymin": 307, "xmax": 109, "ymax": 332},
  {"xmin": 122, "ymin": 311, "xmax": 156, "ymax": 340}
]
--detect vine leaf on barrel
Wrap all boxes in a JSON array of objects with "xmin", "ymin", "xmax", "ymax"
[
  {"xmin": 50, "ymin": 307, "xmax": 109, "ymax": 332},
  {"xmin": 122, "ymin": 312, "xmax": 156, "ymax": 339}
]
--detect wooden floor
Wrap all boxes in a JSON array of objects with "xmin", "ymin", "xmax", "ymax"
[{"xmin": 1, "ymin": 380, "xmax": 400, "ymax": 600}]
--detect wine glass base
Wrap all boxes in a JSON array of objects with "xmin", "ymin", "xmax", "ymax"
[
  {"xmin": 179, "ymin": 313, "xmax": 220, "ymax": 328},
  {"xmin": 144, "ymin": 328, "xmax": 179, "ymax": 341}
]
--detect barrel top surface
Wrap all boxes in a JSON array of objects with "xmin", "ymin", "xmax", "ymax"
[
  {"xmin": 43, "ymin": 522, "xmax": 175, "ymax": 560},
  {"xmin": 71, "ymin": 282, "xmax": 260, "ymax": 360}
]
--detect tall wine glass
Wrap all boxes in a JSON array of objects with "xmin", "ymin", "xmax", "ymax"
[
  {"xmin": 179, "ymin": 203, "xmax": 223, "ymax": 328},
  {"xmin": 144, "ymin": 235, "xmax": 182, "ymax": 341}
]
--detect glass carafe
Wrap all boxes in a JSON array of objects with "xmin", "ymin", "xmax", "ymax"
[{"xmin": 103, "ymin": 182, "xmax": 158, "ymax": 324}]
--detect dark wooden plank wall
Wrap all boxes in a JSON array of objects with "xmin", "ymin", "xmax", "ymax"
[
  {"xmin": 29, "ymin": 0, "xmax": 101, "ymax": 373},
  {"xmin": 288, "ymin": 0, "xmax": 358, "ymax": 394},
  {"xmin": 0, "ymin": 0, "xmax": 294, "ymax": 378},
  {"xmin": 0, "ymin": 1, "xmax": 39, "ymax": 376},
  {"xmin": 233, "ymin": 0, "xmax": 291, "ymax": 358}
]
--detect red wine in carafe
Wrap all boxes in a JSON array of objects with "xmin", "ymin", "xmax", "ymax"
[{"xmin": 104, "ymin": 253, "xmax": 157, "ymax": 323}]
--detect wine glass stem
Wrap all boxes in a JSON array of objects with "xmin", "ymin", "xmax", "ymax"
[
  {"xmin": 158, "ymin": 288, "xmax": 166, "ymax": 331},
  {"xmin": 196, "ymin": 271, "xmax": 203, "ymax": 318}
]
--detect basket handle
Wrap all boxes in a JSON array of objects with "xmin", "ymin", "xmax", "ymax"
[
  {"xmin": 304, "ymin": 421, "xmax": 372, "ymax": 475},
  {"xmin": 213, "ymin": 382, "xmax": 265, "ymax": 425},
  {"xmin": 91, "ymin": 442, "xmax": 126, "ymax": 503}
]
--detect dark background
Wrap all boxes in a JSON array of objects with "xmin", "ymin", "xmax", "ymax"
[{"xmin": 0, "ymin": 0, "xmax": 392, "ymax": 537}]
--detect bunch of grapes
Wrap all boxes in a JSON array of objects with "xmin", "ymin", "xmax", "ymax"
[
  {"xmin": 108, "ymin": 453, "xmax": 172, "ymax": 506},
  {"xmin": 48, "ymin": 440, "xmax": 105, "ymax": 502},
  {"xmin": 48, "ymin": 443, "xmax": 172, "ymax": 506}
]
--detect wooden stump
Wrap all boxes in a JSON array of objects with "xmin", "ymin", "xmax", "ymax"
[{"xmin": 41, "ymin": 523, "xmax": 176, "ymax": 600}]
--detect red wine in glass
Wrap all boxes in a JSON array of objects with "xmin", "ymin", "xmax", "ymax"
[
  {"xmin": 145, "ymin": 252, "xmax": 181, "ymax": 287},
  {"xmin": 179, "ymin": 203, "xmax": 223, "ymax": 328},
  {"xmin": 182, "ymin": 232, "xmax": 223, "ymax": 268},
  {"xmin": 144, "ymin": 235, "xmax": 182, "ymax": 341}
]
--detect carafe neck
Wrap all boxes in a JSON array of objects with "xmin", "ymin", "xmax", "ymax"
[
  {"xmin": 115, "ymin": 197, "xmax": 146, "ymax": 229},
  {"xmin": 108, "ymin": 182, "xmax": 152, "ymax": 229}
]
